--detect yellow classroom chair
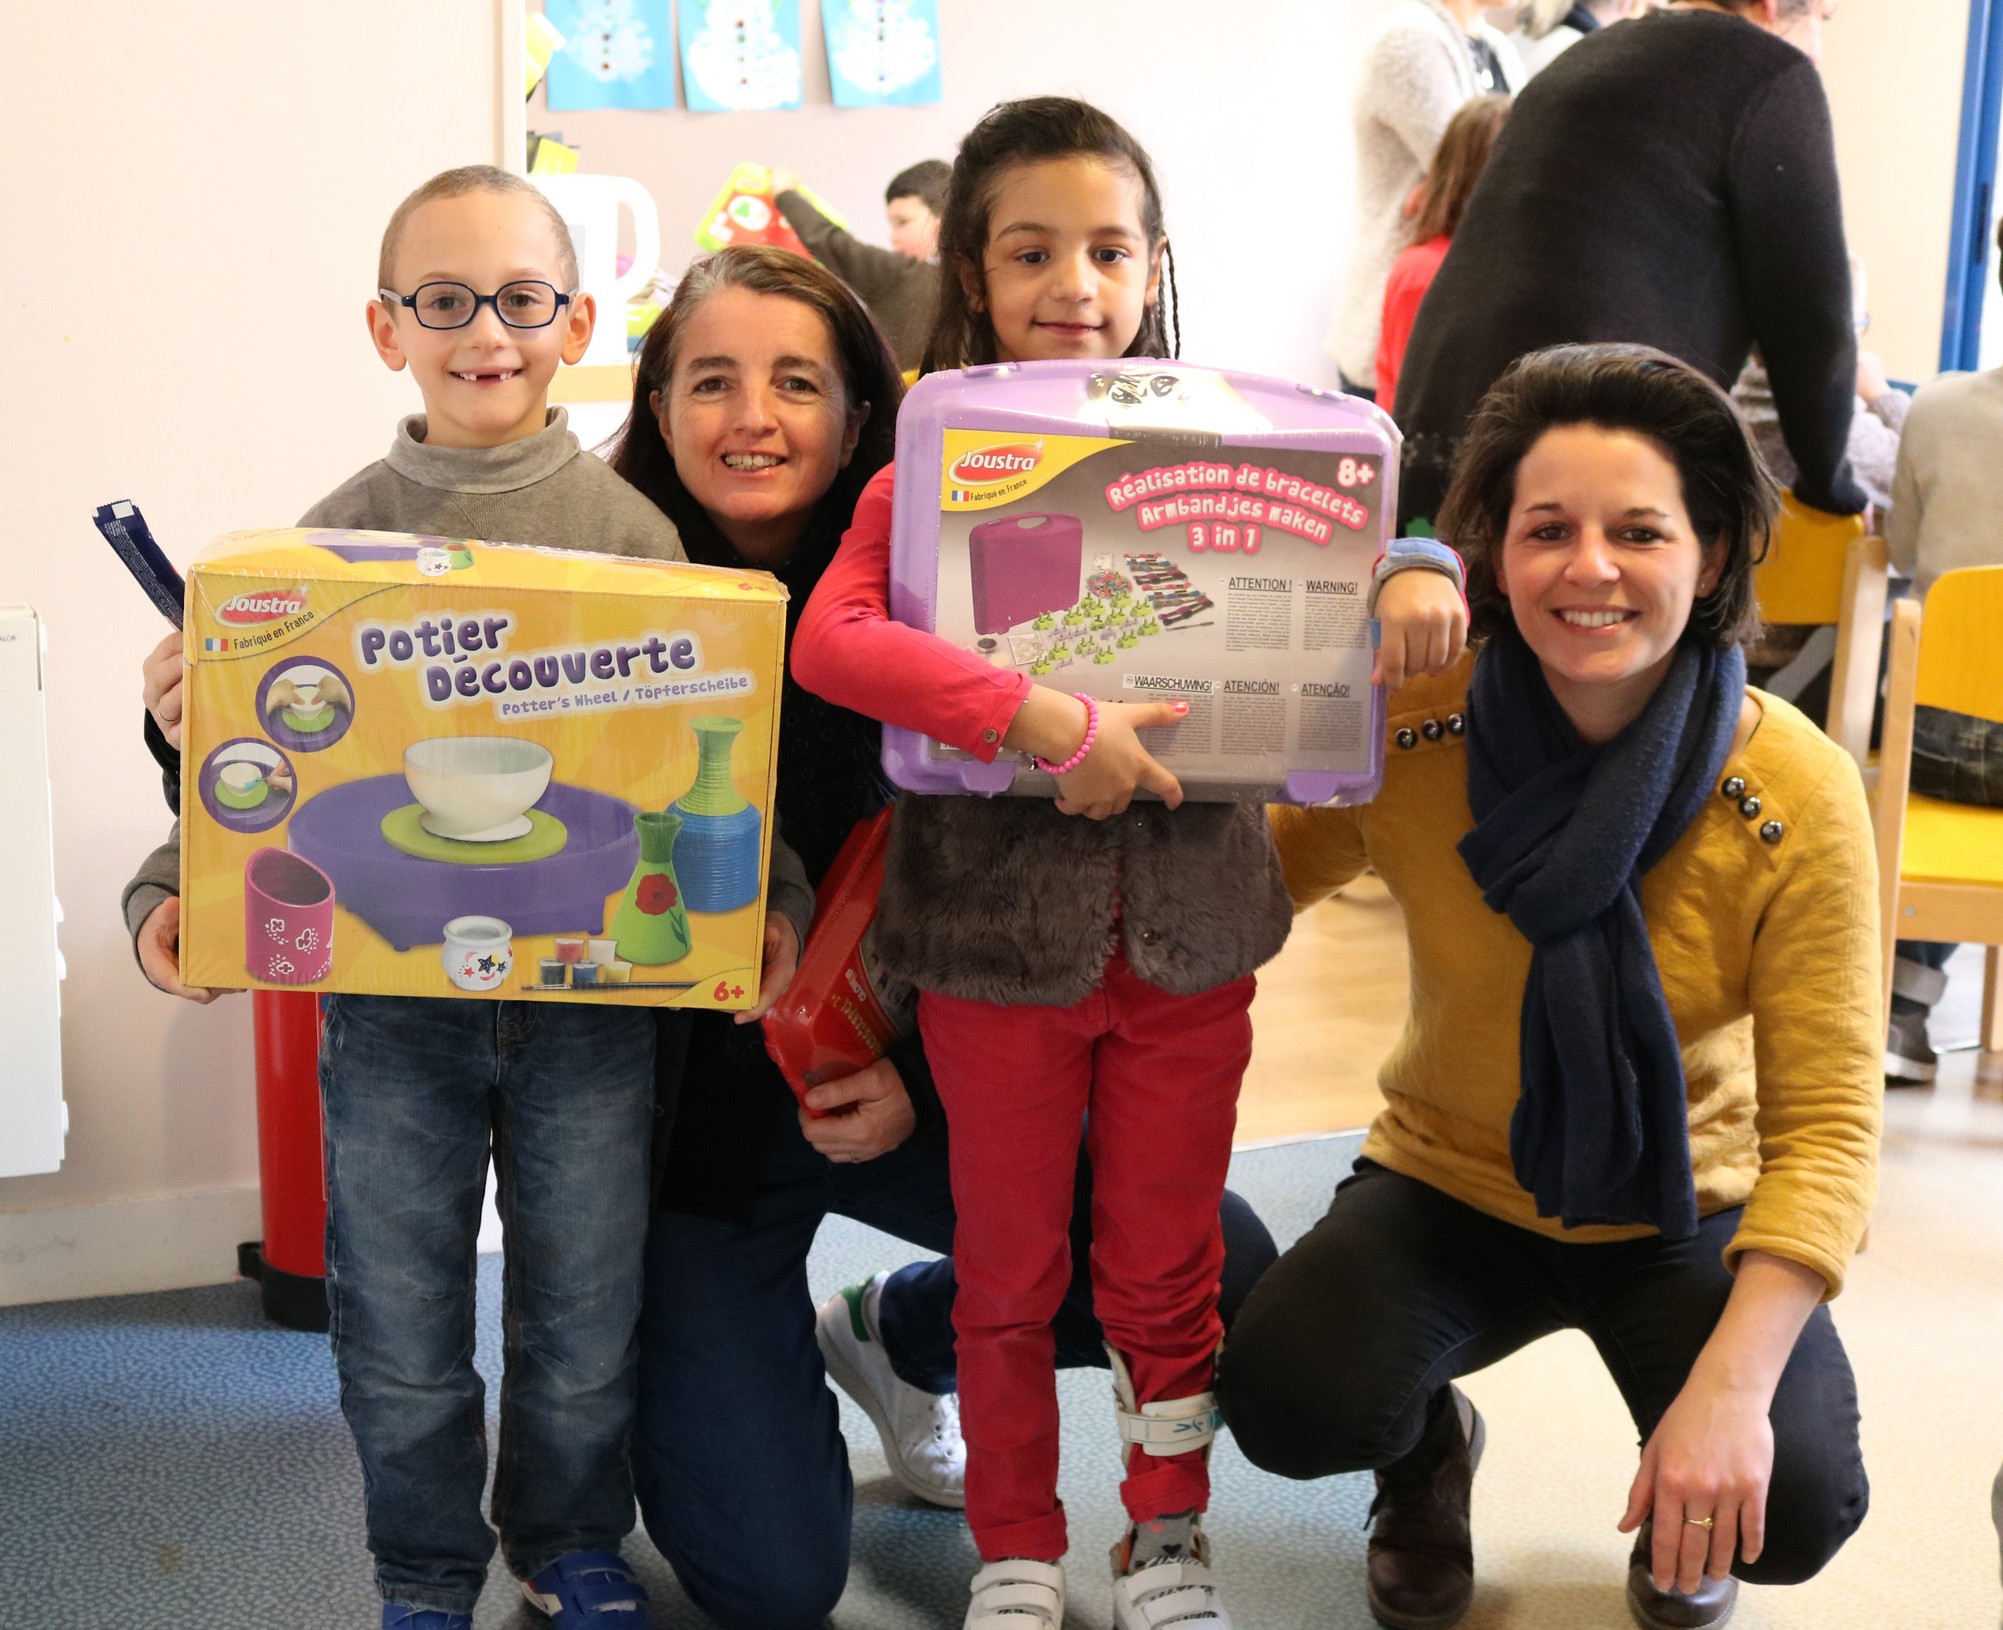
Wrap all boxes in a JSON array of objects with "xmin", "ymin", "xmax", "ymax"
[
  {"xmin": 1753, "ymin": 491, "xmax": 1888, "ymax": 769},
  {"xmin": 1874, "ymin": 566, "xmax": 2003, "ymax": 1053}
]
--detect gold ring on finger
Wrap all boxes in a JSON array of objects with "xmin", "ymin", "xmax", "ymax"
[{"xmin": 1684, "ymin": 1515, "xmax": 1715, "ymax": 1529}]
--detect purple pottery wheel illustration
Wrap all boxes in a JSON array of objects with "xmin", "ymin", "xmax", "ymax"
[{"xmin": 287, "ymin": 776, "xmax": 638, "ymax": 951}]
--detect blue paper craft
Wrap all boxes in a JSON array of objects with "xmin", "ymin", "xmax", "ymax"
[
  {"xmin": 545, "ymin": 0, "xmax": 678, "ymax": 111},
  {"xmin": 681, "ymin": 0, "xmax": 804, "ymax": 113},
  {"xmin": 825, "ymin": 0, "xmax": 942, "ymax": 108}
]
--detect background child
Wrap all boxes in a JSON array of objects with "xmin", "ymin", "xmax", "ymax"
[
  {"xmin": 1374, "ymin": 94, "xmax": 1511, "ymax": 418},
  {"xmin": 792, "ymin": 97, "xmax": 1466, "ymax": 1630},
  {"xmin": 121, "ymin": 165, "xmax": 808, "ymax": 1630},
  {"xmin": 772, "ymin": 157, "xmax": 949, "ymax": 371}
]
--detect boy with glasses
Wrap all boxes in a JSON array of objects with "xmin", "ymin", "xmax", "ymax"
[{"xmin": 121, "ymin": 164, "xmax": 810, "ymax": 1630}]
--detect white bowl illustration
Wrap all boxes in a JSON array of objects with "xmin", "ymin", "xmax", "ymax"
[
  {"xmin": 215, "ymin": 760, "xmax": 269, "ymax": 808},
  {"xmin": 404, "ymin": 737, "xmax": 553, "ymax": 842}
]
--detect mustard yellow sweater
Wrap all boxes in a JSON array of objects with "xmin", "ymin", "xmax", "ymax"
[{"xmin": 1272, "ymin": 656, "xmax": 1883, "ymax": 1296}]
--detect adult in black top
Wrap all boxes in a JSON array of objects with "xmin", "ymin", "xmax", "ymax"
[
  {"xmin": 609, "ymin": 246, "xmax": 1278, "ymax": 1630},
  {"xmin": 1393, "ymin": 0, "xmax": 1864, "ymax": 529}
]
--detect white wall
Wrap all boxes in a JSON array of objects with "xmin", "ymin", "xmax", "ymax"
[
  {"xmin": 0, "ymin": 3, "xmax": 503, "ymax": 1303},
  {"xmin": 530, "ymin": 0, "xmax": 1399, "ymax": 384},
  {"xmin": 1819, "ymin": 1, "xmax": 1968, "ymax": 385}
]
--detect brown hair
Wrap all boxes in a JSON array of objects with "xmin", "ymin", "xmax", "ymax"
[
  {"xmin": 886, "ymin": 159, "xmax": 952, "ymax": 216},
  {"xmin": 1409, "ymin": 97, "xmax": 1511, "ymax": 246},
  {"xmin": 607, "ymin": 246, "xmax": 903, "ymax": 570},
  {"xmin": 1436, "ymin": 343, "xmax": 1774, "ymax": 651},
  {"xmin": 377, "ymin": 164, "xmax": 578, "ymax": 291},
  {"xmin": 920, "ymin": 97, "xmax": 1177, "ymax": 374}
]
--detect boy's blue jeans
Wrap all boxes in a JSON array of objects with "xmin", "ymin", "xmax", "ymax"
[{"xmin": 321, "ymin": 994, "xmax": 655, "ymax": 1615}]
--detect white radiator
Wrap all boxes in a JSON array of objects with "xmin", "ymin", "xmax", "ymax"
[{"xmin": 0, "ymin": 607, "xmax": 66, "ymax": 1177}]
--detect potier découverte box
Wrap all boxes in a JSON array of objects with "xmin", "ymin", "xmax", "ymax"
[
  {"xmin": 180, "ymin": 528, "xmax": 786, "ymax": 1008},
  {"xmin": 887, "ymin": 359, "xmax": 1398, "ymax": 804}
]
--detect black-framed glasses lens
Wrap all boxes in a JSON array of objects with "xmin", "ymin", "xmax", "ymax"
[{"xmin": 408, "ymin": 281, "xmax": 564, "ymax": 330}]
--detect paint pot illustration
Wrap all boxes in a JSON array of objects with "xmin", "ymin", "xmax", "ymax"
[
  {"xmin": 441, "ymin": 915, "xmax": 514, "ymax": 993},
  {"xmin": 669, "ymin": 717, "xmax": 762, "ymax": 912},
  {"xmin": 610, "ymin": 810, "xmax": 693, "ymax": 966},
  {"xmin": 244, "ymin": 848, "xmax": 335, "ymax": 985}
]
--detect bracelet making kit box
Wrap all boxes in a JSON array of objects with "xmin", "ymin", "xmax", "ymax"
[
  {"xmin": 178, "ymin": 529, "xmax": 786, "ymax": 1008},
  {"xmin": 887, "ymin": 359, "xmax": 1398, "ymax": 804}
]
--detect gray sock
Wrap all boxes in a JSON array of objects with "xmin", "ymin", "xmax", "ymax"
[{"xmin": 1125, "ymin": 1510, "xmax": 1199, "ymax": 1570}]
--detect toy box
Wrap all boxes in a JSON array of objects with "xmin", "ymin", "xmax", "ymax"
[
  {"xmin": 760, "ymin": 808, "xmax": 915, "ymax": 1106},
  {"xmin": 886, "ymin": 359, "xmax": 1399, "ymax": 804},
  {"xmin": 694, "ymin": 162, "xmax": 845, "ymax": 256},
  {"xmin": 179, "ymin": 529, "xmax": 787, "ymax": 1008}
]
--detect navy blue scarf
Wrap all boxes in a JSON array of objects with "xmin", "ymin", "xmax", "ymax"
[{"xmin": 1456, "ymin": 632, "xmax": 1744, "ymax": 1238}]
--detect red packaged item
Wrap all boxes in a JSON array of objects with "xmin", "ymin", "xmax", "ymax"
[{"xmin": 761, "ymin": 808, "xmax": 917, "ymax": 1112}]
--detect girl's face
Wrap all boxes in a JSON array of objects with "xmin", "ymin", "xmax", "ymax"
[
  {"xmin": 651, "ymin": 285, "xmax": 866, "ymax": 565},
  {"xmin": 969, "ymin": 156, "xmax": 1163, "ymax": 364},
  {"xmin": 1495, "ymin": 425, "xmax": 1727, "ymax": 742}
]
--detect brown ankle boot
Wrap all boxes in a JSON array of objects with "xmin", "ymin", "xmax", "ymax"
[
  {"xmin": 1366, "ymin": 1385, "xmax": 1485, "ymax": 1630},
  {"xmin": 1625, "ymin": 1524, "xmax": 1738, "ymax": 1629}
]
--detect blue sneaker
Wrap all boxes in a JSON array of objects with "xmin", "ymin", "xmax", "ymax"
[
  {"xmin": 382, "ymin": 1606, "xmax": 472, "ymax": 1630},
  {"xmin": 521, "ymin": 1549, "xmax": 650, "ymax": 1621}
]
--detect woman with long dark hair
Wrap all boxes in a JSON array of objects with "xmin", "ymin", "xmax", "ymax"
[{"xmin": 610, "ymin": 245, "xmax": 1278, "ymax": 1630}]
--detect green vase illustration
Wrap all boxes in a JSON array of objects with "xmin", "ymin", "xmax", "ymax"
[
  {"xmin": 669, "ymin": 717, "xmax": 763, "ymax": 912},
  {"xmin": 610, "ymin": 810, "xmax": 692, "ymax": 966}
]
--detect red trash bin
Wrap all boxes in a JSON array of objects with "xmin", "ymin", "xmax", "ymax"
[{"xmin": 243, "ymin": 989, "xmax": 329, "ymax": 1331}]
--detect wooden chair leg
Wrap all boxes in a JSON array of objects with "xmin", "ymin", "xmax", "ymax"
[{"xmin": 1983, "ymin": 945, "xmax": 2003, "ymax": 1055}]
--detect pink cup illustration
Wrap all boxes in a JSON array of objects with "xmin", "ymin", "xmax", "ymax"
[{"xmin": 245, "ymin": 848, "xmax": 336, "ymax": 985}]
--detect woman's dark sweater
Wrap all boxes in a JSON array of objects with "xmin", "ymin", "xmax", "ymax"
[
  {"xmin": 654, "ymin": 493, "xmax": 934, "ymax": 1224},
  {"xmin": 1393, "ymin": 8, "xmax": 1865, "ymax": 523}
]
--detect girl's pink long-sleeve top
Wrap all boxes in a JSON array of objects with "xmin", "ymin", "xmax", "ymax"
[{"xmin": 791, "ymin": 465, "xmax": 1032, "ymax": 762}]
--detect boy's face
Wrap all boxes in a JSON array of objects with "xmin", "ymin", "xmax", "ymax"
[
  {"xmin": 367, "ymin": 190, "xmax": 594, "ymax": 449},
  {"xmin": 886, "ymin": 196, "xmax": 940, "ymax": 260}
]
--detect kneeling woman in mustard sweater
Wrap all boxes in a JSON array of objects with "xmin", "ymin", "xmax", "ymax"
[{"xmin": 1220, "ymin": 344, "xmax": 1880, "ymax": 1630}]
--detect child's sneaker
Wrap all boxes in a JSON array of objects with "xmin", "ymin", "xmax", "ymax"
[
  {"xmin": 1111, "ymin": 1513, "xmax": 1232, "ymax": 1629},
  {"xmin": 382, "ymin": 1608, "xmax": 472, "ymax": 1630},
  {"xmin": 965, "ymin": 1557, "xmax": 1066, "ymax": 1630},
  {"xmin": 815, "ymin": 1273, "xmax": 967, "ymax": 1507},
  {"xmin": 519, "ymin": 1548, "xmax": 649, "ymax": 1621}
]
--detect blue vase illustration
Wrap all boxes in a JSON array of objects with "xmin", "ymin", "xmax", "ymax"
[{"xmin": 669, "ymin": 717, "xmax": 763, "ymax": 912}]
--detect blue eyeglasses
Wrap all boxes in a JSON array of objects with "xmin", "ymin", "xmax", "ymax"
[{"xmin": 377, "ymin": 280, "xmax": 575, "ymax": 331}]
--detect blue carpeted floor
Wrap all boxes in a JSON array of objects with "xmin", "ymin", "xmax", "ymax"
[{"xmin": 0, "ymin": 1134, "xmax": 1369, "ymax": 1629}]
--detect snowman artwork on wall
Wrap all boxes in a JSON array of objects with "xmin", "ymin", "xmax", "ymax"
[
  {"xmin": 681, "ymin": 0, "xmax": 805, "ymax": 113},
  {"xmin": 545, "ymin": 0, "xmax": 678, "ymax": 110},
  {"xmin": 826, "ymin": 0, "xmax": 942, "ymax": 108}
]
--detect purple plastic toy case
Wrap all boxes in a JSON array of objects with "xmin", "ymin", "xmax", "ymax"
[{"xmin": 886, "ymin": 359, "xmax": 1397, "ymax": 805}]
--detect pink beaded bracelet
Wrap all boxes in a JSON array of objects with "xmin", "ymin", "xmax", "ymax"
[{"xmin": 1034, "ymin": 693, "xmax": 1101, "ymax": 776}]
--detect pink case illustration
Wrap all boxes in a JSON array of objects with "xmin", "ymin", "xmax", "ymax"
[
  {"xmin": 968, "ymin": 513, "xmax": 1084, "ymax": 635},
  {"xmin": 885, "ymin": 359, "xmax": 1398, "ymax": 806}
]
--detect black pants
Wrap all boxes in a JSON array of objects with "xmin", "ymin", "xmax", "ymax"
[
  {"xmin": 1218, "ymin": 1162, "xmax": 1868, "ymax": 1586},
  {"xmin": 634, "ymin": 1075, "xmax": 1278, "ymax": 1630}
]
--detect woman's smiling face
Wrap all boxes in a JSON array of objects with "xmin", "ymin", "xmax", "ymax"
[
  {"xmin": 652, "ymin": 285, "xmax": 865, "ymax": 564},
  {"xmin": 1496, "ymin": 424, "xmax": 1726, "ymax": 742}
]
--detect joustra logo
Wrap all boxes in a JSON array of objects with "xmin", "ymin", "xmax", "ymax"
[
  {"xmin": 949, "ymin": 441, "xmax": 1044, "ymax": 485},
  {"xmin": 217, "ymin": 587, "xmax": 308, "ymax": 626}
]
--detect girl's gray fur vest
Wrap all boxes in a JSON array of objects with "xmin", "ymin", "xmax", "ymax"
[{"xmin": 875, "ymin": 792, "xmax": 1294, "ymax": 1007}]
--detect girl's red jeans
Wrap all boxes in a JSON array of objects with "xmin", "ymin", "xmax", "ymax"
[{"xmin": 920, "ymin": 952, "xmax": 1254, "ymax": 1562}]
